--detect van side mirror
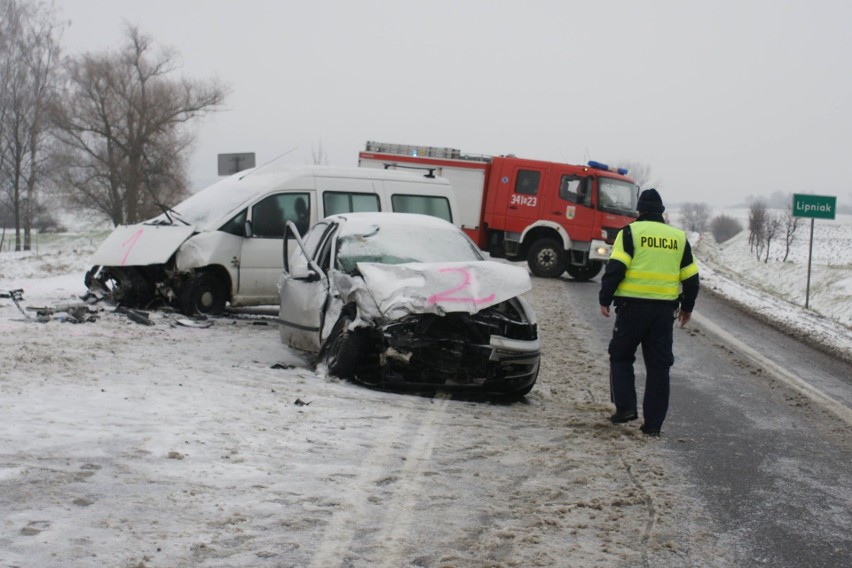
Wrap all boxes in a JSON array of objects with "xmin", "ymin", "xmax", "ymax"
[{"xmin": 244, "ymin": 220, "xmax": 253, "ymax": 238}]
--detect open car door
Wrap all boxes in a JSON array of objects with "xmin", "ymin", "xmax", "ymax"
[{"xmin": 278, "ymin": 220, "xmax": 334, "ymax": 352}]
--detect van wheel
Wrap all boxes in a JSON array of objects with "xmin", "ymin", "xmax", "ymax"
[
  {"xmin": 566, "ymin": 261, "xmax": 603, "ymax": 281},
  {"xmin": 527, "ymin": 239, "xmax": 565, "ymax": 278},
  {"xmin": 181, "ymin": 272, "xmax": 227, "ymax": 315}
]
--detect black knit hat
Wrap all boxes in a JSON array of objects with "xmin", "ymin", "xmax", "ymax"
[{"xmin": 637, "ymin": 188, "xmax": 665, "ymax": 213}]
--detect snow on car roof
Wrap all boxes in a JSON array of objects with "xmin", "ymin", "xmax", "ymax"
[
  {"xmin": 328, "ymin": 211, "xmax": 458, "ymax": 235},
  {"xmin": 251, "ymin": 162, "xmax": 448, "ymax": 183},
  {"xmin": 172, "ymin": 163, "xmax": 447, "ymax": 229}
]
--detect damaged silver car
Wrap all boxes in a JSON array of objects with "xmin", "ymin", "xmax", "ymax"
[{"xmin": 279, "ymin": 212, "xmax": 540, "ymax": 397}]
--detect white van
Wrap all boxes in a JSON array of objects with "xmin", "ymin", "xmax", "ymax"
[{"xmin": 86, "ymin": 163, "xmax": 458, "ymax": 314}]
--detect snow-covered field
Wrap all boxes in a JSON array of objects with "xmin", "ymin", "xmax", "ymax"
[
  {"xmin": 0, "ymin": 215, "xmax": 849, "ymax": 566},
  {"xmin": 686, "ymin": 211, "xmax": 852, "ymax": 362}
]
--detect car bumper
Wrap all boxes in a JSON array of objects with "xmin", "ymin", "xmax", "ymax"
[{"xmin": 378, "ymin": 333, "xmax": 540, "ymax": 396}]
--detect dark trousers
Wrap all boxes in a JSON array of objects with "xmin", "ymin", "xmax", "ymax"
[{"xmin": 608, "ymin": 301, "xmax": 676, "ymax": 430}]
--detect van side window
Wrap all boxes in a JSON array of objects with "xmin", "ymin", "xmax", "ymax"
[
  {"xmin": 559, "ymin": 175, "xmax": 591, "ymax": 206},
  {"xmin": 515, "ymin": 170, "xmax": 540, "ymax": 195},
  {"xmin": 219, "ymin": 209, "xmax": 247, "ymax": 236},
  {"xmin": 323, "ymin": 192, "xmax": 381, "ymax": 216},
  {"xmin": 252, "ymin": 193, "xmax": 311, "ymax": 238},
  {"xmin": 391, "ymin": 194, "xmax": 453, "ymax": 222},
  {"xmin": 289, "ymin": 194, "xmax": 310, "ymax": 235}
]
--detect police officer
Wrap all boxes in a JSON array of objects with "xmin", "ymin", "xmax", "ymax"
[{"xmin": 599, "ymin": 188, "xmax": 699, "ymax": 437}]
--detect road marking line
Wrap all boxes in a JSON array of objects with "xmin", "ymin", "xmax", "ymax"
[{"xmin": 693, "ymin": 312, "xmax": 852, "ymax": 427}]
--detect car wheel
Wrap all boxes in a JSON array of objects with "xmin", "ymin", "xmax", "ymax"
[
  {"xmin": 322, "ymin": 316, "xmax": 361, "ymax": 380},
  {"xmin": 527, "ymin": 238, "xmax": 565, "ymax": 278},
  {"xmin": 565, "ymin": 261, "xmax": 603, "ymax": 281},
  {"xmin": 181, "ymin": 272, "xmax": 227, "ymax": 316}
]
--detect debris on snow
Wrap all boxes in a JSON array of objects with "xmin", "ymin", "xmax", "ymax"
[
  {"xmin": 173, "ymin": 318, "xmax": 214, "ymax": 329},
  {"xmin": 2, "ymin": 289, "xmax": 100, "ymax": 323},
  {"xmin": 118, "ymin": 307, "xmax": 155, "ymax": 326}
]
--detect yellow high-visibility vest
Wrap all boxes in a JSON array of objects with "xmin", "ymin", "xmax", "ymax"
[{"xmin": 610, "ymin": 221, "xmax": 698, "ymax": 300}]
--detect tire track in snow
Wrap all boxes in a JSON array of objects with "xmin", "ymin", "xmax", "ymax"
[
  {"xmin": 373, "ymin": 393, "xmax": 450, "ymax": 567},
  {"xmin": 307, "ymin": 394, "xmax": 450, "ymax": 567},
  {"xmin": 622, "ymin": 457, "xmax": 657, "ymax": 568},
  {"xmin": 307, "ymin": 397, "xmax": 419, "ymax": 568}
]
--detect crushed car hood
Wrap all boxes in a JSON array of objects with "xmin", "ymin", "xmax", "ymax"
[
  {"xmin": 89, "ymin": 224, "xmax": 197, "ymax": 267},
  {"xmin": 355, "ymin": 260, "xmax": 531, "ymax": 321}
]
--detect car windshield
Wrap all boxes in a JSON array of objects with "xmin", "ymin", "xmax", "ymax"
[
  {"xmin": 598, "ymin": 178, "xmax": 638, "ymax": 217},
  {"xmin": 337, "ymin": 220, "xmax": 483, "ymax": 274}
]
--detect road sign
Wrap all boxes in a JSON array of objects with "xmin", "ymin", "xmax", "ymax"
[
  {"xmin": 791, "ymin": 193, "xmax": 837, "ymax": 309},
  {"xmin": 217, "ymin": 152, "xmax": 256, "ymax": 176},
  {"xmin": 792, "ymin": 194, "xmax": 836, "ymax": 219}
]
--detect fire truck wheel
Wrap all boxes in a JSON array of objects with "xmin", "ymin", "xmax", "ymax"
[
  {"xmin": 527, "ymin": 239, "xmax": 565, "ymax": 278},
  {"xmin": 566, "ymin": 261, "xmax": 603, "ymax": 281}
]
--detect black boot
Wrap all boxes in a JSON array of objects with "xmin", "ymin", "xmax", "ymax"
[
  {"xmin": 640, "ymin": 424, "xmax": 661, "ymax": 437},
  {"xmin": 609, "ymin": 409, "xmax": 638, "ymax": 424}
]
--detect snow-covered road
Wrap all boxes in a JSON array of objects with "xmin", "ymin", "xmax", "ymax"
[
  {"xmin": 4, "ymin": 220, "xmax": 850, "ymax": 567},
  {"xmin": 0, "ymin": 270, "xmax": 726, "ymax": 567}
]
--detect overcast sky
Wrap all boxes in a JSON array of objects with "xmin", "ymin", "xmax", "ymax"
[{"xmin": 54, "ymin": 0, "xmax": 851, "ymax": 208}]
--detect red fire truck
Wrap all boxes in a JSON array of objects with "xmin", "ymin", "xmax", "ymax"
[{"xmin": 358, "ymin": 141, "xmax": 639, "ymax": 280}]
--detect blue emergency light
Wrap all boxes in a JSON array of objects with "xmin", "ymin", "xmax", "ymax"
[{"xmin": 588, "ymin": 160, "xmax": 629, "ymax": 176}]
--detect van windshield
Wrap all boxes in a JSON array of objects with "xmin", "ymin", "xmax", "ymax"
[
  {"xmin": 170, "ymin": 178, "xmax": 268, "ymax": 227},
  {"xmin": 141, "ymin": 171, "xmax": 273, "ymax": 228}
]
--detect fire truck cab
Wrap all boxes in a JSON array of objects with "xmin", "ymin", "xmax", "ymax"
[{"xmin": 359, "ymin": 142, "xmax": 639, "ymax": 280}]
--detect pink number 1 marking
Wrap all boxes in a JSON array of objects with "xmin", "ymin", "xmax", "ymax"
[
  {"xmin": 428, "ymin": 267, "xmax": 496, "ymax": 305},
  {"xmin": 120, "ymin": 228, "xmax": 144, "ymax": 266}
]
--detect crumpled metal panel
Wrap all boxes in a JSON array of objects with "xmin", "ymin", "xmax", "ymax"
[
  {"xmin": 356, "ymin": 260, "xmax": 531, "ymax": 320},
  {"xmin": 89, "ymin": 224, "xmax": 196, "ymax": 267}
]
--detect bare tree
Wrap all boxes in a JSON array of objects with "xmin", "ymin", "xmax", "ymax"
[
  {"xmin": 679, "ymin": 202, "xmax": 711, "ymax": 233},
  {"xmin": 780, "ymin": 197, "xmax": 800, "ymax": 262},
  {"xmin": 709, "ymin": 214, "xmax": 742, "ymax": 244},
  {"xmin": 615, "ymin": 161, "xmax": 660, "ymax": 189},
  {"xmin": 763, "ymin": 213, "xmax": 782, "ymax": 263},
  {"xmin": 311, "ymin": 140, "xmax": 328, "ymax": 165},
  {"xmin": 0, "ymin": 0, "xmax": 64, "ymax": 251},
  {"xmin": 52, "ymin": 26, "xmax": 228, "ymax": 226},
  {"xmin": 748, "ymin": 198, "xmax": 768, "ymax": 258}
]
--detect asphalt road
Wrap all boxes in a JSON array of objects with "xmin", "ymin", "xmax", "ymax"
[{"xmin": 560, "ymin": 277, "xmax": 852, "ymax": 568}]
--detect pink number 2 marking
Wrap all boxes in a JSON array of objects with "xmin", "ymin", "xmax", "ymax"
[
  {"xmin": 120, "ymin": 228, "xmax": 144, "ymax": 266},
  {"xmin": 428, "ymin": 267, "xmax": 496, "ymax": 305}
]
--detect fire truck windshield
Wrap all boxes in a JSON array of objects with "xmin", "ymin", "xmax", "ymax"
[{"xmin": 598, "ymin": 178, "xmax": 639, "ymax": 217}]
